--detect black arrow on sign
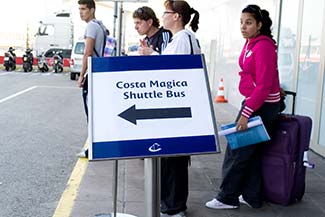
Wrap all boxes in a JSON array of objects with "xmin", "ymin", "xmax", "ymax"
[{"xmin": 118, "ymin": 105, "xmax": 192, "ymax": 125}]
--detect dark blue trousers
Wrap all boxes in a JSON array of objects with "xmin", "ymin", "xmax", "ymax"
[
  {"xmin": 161, "ymin": 156, "xmax": 189, "ymax": 215},
  {"xmin": 217, "ymin": 101, "xmax": 280, "ymax": 208},
  {"xmin": 82, "ymin": 75, "xmax": 88, "ymax": 120}
]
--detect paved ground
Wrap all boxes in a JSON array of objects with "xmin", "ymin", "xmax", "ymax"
[
  {"xmin": 69, "ymin": 103, "xmax": 325, "ymax": 217},
  {"xmin": 0, "ymin": 71, "xmax": 87, "ymax": 217}
]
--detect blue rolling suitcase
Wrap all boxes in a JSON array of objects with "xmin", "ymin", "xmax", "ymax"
[{"xmin": 261, "ymin": 91, "xmax": 314, "ymax": 205}]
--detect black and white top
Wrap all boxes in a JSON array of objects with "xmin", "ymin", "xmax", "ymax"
[{"xmin": 145, "ymin": 27, "xmax": 172, "ymax": 54}]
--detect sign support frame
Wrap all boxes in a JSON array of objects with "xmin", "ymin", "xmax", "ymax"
[
  {"xmin": 144, "ymin": 157, "xmax": 161, "ymax": 217},
  {"xmin": 89, "ymin": 54, "xmax": 220, "ymax": 217}
]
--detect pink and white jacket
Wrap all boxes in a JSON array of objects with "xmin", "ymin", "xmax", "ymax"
[{"xmin": 238, "ymin": 35, "xmax": 280, "ymax": 118}]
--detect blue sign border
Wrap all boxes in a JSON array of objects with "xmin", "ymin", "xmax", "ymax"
[
  {"xmin": 89, "ymin": 54, "xmax": 219, "ymax": 160},
  {"xmin": 92, "ymin": 55, "xmax": 204, "ymax": 73},
  {"xmin": 93, "ymin": 135, "xmax": 217, "ymax": 159}
]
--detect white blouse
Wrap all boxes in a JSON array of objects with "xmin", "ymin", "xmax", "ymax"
[{"xmin": 162, "ymin": 29, "xmax": 201, "ymax": 55}]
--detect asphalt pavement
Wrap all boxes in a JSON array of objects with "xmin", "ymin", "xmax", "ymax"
[
  {"xmin": 0, "ymin": 71, "xmax": 87, "ymax": 217},
  {"xmin": 67, "ymin": 103, "xmax": 325, "ymax": 217}
]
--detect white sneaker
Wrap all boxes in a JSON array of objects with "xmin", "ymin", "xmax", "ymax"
[
  {"xmin": 239, "ymin": 195, "xmax": 252, "ymax": 208},
  {"xmin": 171, "ymin": 212, "xmax": 186, "ymax": 217},
  {"xmin": 76, "ymin": 150, "xmax": 86, "ymax": 158},
  {"xmin": 205, "ymin": 198, "xmax": 238, "ymax": 209},
  {"xmin": 160, "ymin": 211, "xmax": 186, "ymax": 217}
]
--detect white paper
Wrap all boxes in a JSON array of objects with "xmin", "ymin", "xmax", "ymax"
[{"xmin": 218, "ymin": 118, "xmax": 263, "ymax": 136}]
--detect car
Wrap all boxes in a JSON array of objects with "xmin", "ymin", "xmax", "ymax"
[
  {"xmin": 44, "ymin": 48, "xmax": 72, "ymax": 59},
  {"xmin": 127, "ymin": 44, "xmax": 139, "ymax": 56},
  {"xmin": 69, "ymin": 40, "xmax": 84, "ymax": 80},
  {"xmin": 42, "ymin": 48, "xmax": 72, "ymax": 70}
]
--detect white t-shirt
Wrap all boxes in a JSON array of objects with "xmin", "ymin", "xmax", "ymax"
[{"xmin": 162, "ymin": 29, "xmax": 201, "ymax": 55}]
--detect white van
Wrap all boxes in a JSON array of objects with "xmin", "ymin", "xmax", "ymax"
[
  {"xmin": 69, "ymin": 40, "xmax": 85, "ymax": 80},
  {"xmin": 34, "ymin": 11, "xmax": 73, "ymax": 56}
]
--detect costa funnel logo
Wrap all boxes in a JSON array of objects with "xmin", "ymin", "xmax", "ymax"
[{"xmin": 148, "ymin": 143, "xmax": 162, "ymax": 152}]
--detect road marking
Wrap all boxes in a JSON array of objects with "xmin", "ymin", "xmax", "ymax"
[
  {"xmin": 0, "ymin": 86, "xmax": 37, "ymax": 104},
  {"xmin": 52, "ymin": 140, "xmax": 89, "ymax": 217},
  {"xmin": 0, "ymin": 85, "xmax": 79, "ymax": 105},
  {"xmin": 38, "ymin": 85, "xmax": 79, "ymax": 90}
]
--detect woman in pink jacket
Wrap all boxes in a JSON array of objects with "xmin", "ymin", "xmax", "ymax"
[{"xmin": 206, "ymin": 4, "xmax": 281, "ymax": 209}]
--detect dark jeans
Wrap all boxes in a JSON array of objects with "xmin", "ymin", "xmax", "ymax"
[
  {"xmin": 82, "ymin": 75, "xmax": 88, "ymax": 120},
  {"xmin": 161, "ymin": 156, "xmax": 190, "ymax": 215},
  {"xmin": 82, "ymin": 75, "xmax": 89, "ymax": 156},
  {"xmin": 217, "ymin": 101, "xmax": 280, "ymax": 208}
]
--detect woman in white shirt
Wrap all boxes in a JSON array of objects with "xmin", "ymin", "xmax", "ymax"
[
  {"xmin": 139, "ymin": 1, "xmax": 200, "ymax": 217},
  {"xmin": 138, "ymin": 0, "xmax": 200, "ymax": 55}
]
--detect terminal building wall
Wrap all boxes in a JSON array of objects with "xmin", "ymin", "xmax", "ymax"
[{"xmin": 191, "ymin": 0, "xmax": 325, "ymax": 156}]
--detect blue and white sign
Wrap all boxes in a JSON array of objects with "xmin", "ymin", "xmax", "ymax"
[{"xmin": 88, "ymin": 55, "xmax": 220, "ymax": 160}]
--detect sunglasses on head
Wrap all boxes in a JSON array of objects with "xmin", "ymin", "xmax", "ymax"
[
  {"xmin": 136, "ymin": 7, "xmax": 144, "ymax": 14},
  {"xmin": 245, "ymin": 5, "xmax": 263, "ymax": 18}
]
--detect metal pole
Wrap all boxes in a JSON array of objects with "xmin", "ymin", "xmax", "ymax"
[
  {"xmin": 116, "ymin": 2, "xmax": 123, "ymax": 56},
  {"xmin": 113, "ymin": 1, "xmax": 118, "ymax": 38},
  {"xmin": 276, "ymin": 0, "xmax": 283, "ymax": 46},
  {"xmin": 144, "ymin": 157, "xmax": 161, "ymax": 217},
  {"xmin": 113, "ymin": 2, "xmax": 120, "ymax": 216},
  {"xmin": 112, "ymin": 160, "xmax": 118, "ymax": 217},
  {"xmin": 113, "ymin": 3, "xmax": 122, "ymax": 216},
  {"xmin": 109, "ymin": 3, "xmax": 137, "ymax": 217}
]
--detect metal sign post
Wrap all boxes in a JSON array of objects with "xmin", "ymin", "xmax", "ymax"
[
  {"xmin": 89, "ymin": 55, "xmax": 220, "ymax": 216},
  {"xmin": 144, "ymin": 158, "xmax": 161, "ymax": 217},
  {"xmin": 90, "ymin": 4, "xmax": 217, "ymax": 217},
  {"xmin": 93, "ymin": 1, "xmax": 146, "ymax": 217}
]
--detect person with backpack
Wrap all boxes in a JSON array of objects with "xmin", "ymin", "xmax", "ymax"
[
  {"xmin": 77, "ymin": 0, "xmax": 108, "ymax": 158},
  {"xmin": 133, "ymin": 6, "xmax": 172, "ymax": 55}
]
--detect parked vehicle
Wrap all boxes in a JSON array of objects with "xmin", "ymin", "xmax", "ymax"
[
  {"xmin": 22, "ymin": 48, "xmax": 34, "ymax": 72},
  {"xmin": 43, "ymin": 48, "xmax": 71, "ymax": 59},
  {"xmin": 34, "ymin": 11, "xmax": 73, "ymax": 56},
  {"xmin": 69, "ymin": 40, "xmax": 84, "ymax": 80},
  {"xmin": 52, "ymin": 50, "xmax": 63, "ymax": 73},
  {"xmin": 37, "ymin": 53, "xmax": 49, "ymax": 72},
  {"xmin": 3, "ymin": 47, "xmax": 16, "ymax": 71}
]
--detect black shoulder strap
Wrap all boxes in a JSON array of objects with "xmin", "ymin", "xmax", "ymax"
[
  {"xmin": 91, "ymin": 20, "xmax": 106, "ymax": 57},
  {"xmin": 188, "ymin": 34, "xmax": 193, "ymax": 55},
  {"xmin": 93, "ymin": 48, "xmax": 100, "ymax": 57}
]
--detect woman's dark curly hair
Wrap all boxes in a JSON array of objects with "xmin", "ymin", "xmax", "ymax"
[{"xmin": 242, "ymin": 4, "xmax": 275, "ymax": 42}]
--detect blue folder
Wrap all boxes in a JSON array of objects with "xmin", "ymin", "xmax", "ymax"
[{"xmin": 221, "ymin": 116, "xmax": 270, "ymax": 150}]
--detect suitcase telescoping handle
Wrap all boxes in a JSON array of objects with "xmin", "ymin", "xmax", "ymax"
[
  {"xmin": 283, "ymin": 91, "xmax": 315, "ymax": 169},
  {"xmin": 284, "ymin": 90, "xmax": 296, "ymax": 115}
]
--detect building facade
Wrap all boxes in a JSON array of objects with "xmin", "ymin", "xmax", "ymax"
[
  {"xmin": 191, "ymin": 0, "xmax": 325, "ymax": 156},
  {"xmin": 69, "ymin": 0, "xmax": 325, "ymax": 156}
]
